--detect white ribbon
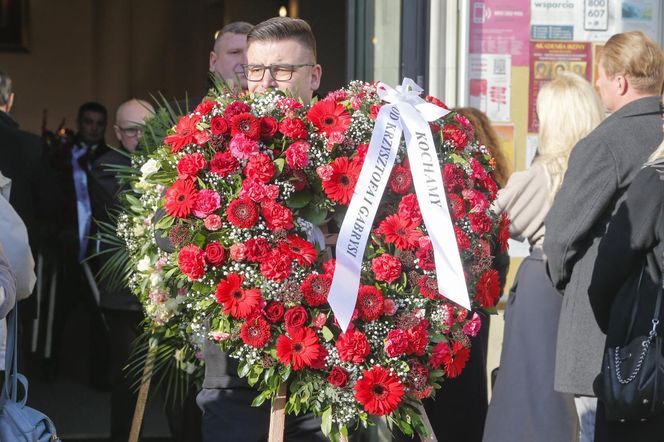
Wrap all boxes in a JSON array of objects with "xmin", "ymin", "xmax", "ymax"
[{"xmin": 328, "ymin": 78, "xmax": 470, "ymax": 332}]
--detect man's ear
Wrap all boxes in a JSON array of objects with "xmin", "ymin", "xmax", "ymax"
[
  {"xmin": 616, "ymin": 74, "xmax": 628, "ymax": 96},
  {"xmin": 113, "ymin": 124, "xmax": 122, "ymax": 142},
  {"xmin": 6, "ymin": 93, "xmax": 14, "ymax": 112},
  {"xmin": 209, "ymin": 51, "xmax": 217, "ymax": 72},
  {"xmin": 310, "ymin": 64, "xmax": 322, "ymax": 92}
]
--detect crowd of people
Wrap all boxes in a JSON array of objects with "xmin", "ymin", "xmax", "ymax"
[{"xmin": 0, "ymin": 14, "xmax": 662, "ymax": 442}]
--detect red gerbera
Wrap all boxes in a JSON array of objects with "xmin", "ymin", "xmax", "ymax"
[
  {"xmin": 388, "ymin": 165, "xmax": 412, "ymax": 194},
  {"xmin": 164, "ymin": 179, "xmax": 199, "ymax": 219},
  {"xmin": 226, "ymin": 198, "xmax": 259, "ymax": 228},
  {"xmin": 307, "ymin": 99, "xmax": 351, "ymax": 137},
  {"xmin": 418, "ymin": 274, "xmax": 441, "ymax": 300},
  {"xmin": 448, "ymin": 193, "xmax": 466, "ymax": 220},
  {"xmin": 278, "ymin": 235, "xmax": 318, "ymax": 266},
  {"xmin": 240, "ymin": 316, "xmax": 271, "ymax": 348},
  {"xmin": 454, "ymin": 225, "xmax": 471, "ymax": 250},
  {"xmin": 301, "ymin": 273, "xmax": 331, "ymax": 306},
  {"xmin": 215, "ymin": 273, "xmax": 263, "ymax": 319},
  {"xmin": 354, "ymin": 365, "xmax": 404, "ymax": 416},
  {"xmin": 164, "ymin": 114, "xmax": 202, "ymax": 153},
  {"xmin": 336, "ymin": 329, "xmax": 370, "ymax": 364},
  {"xmin": 230, "ymin": 112, "xmax": 261, "ymax": 140},
  {"xmin": 475, "ymin": 269, "xmax": 501, "ymax": 308},
  {"xmin": 322, "ymin": 157, "xmax": 360, "ymax": 205},
  {"xmin": 375, "ymin": 214, "xmax": 423, "ymax": 250},
  {"xmin": 276, "ymin": 327, "xmax": 322, "ymax": 371},
  {"xmin": 430, "ymin": 341, "xmax": 470, "ymax": 378},
  {"xmin": 357, "ymin": 285, "xmax": 384, "ymax": 321}
]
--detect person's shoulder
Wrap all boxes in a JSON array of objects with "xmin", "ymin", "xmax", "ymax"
[{"xmin": 93, "ymin": 148, "xmax": 128, "ymax": 168}]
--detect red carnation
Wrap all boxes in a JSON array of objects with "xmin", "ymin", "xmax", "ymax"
[
  {"xmin": 369, "ymin": 104, "xmax": 381, "ymax": 120},
  {"xmin": 469, "ymin": 212, "xmax": 492, "ymax": 234},
  {"xmin": 425, "ymin": 95, "xmax": 448, "ymax": 109},
  {"xmin": 210, "ymin": 116, "xmax": 229, "ymax": 136},
  {"xmin": 443, "ymin": 164, "xmax": 465, "ymax": 192},
  {"xmin": 322, "ymin": 157, "xmax": 360, "ymax": 205},
  {"xmin": 259, "ymin": 116, "xmax": 278, "ymax": 141},
  {"xmin": 259, "ymin": 249, "xmax": 292, "ymax": 281},
  {"xmin": 244, "ymin": 237, "xmax": 271, "ymax": 262},
  {"xmin": 226, "ymin": 198, "xmax": 259, "ymax": 228},
  {"xmin": 224, "ymin": 101, "xmax": 251, "ymax": 120},
  {"xmin": 397, "ymin": 194, "xmax": 422, "ymax": 225},
  {"xmin": 230, "ymin": 112, "xmax": 260, "ymax": 140},
  {"xmin": 165, "ymin": 114, "xmax": 202, "ymax": 153},
  {"xmin": 240, "ymin": 316, "xmax": 271, "ymax": 348},
  {"xmin": 443, "ymin": 124, "xmax": 469, "ymax": 150},
  {"xmin": 245, "ymin": 153, "xmax": 275, "ymax": 183},
  {"xmin": 229, "ymin": 133, "xmax": 259, "ymax": 160},
  {"xmin": 177, "ymin": 152, "xmax": 206, "ymax": 179},
  {"xmin": 375, "ymin": 215, "xmax": 422, "ymax": 250},
  {"xmin": 385, "ymin": 329, "xmax": 409, "ymax": 357},
  {"xmin": 215, "ymin": 272, "xmax": 262, "ymax": 319},
  {"xmin": 454, "ymin": 226, "xmax": 471, "ymax": 250},
  {"xmin": 307, "ymin": 99, "xmax": 351, "ymax": 137},
  {"xmin": 278, "ymin": 118, "xmax": 308, "ymax": 140},
  {"xmin": 328, "ymin": 366, "xmax": 349, "ymax": 388},
  {"xmin": 498, "ymin": 213, "xmax": 510, "ymax": 253},
  {"xmin": 430, "ymin": 340, "xmax": 470, "ymax": 378},
  {"xmin": 301, "ymin": 273, "xmax": 331, "ymax": 307},
  {"xmin": 483, "ymin": 176, "xmax": 498, "ymax": 199},
  {"xmin": 210, "ymin": 151, "xmax": 240, "ymax": 176},
  {"xmin": 475, "ymin": 269, "xmax": 501, "ymax": 308},
  {"xmin": 415, "ymin": 237, "xmax": 435, "ymax": 271},
  {"xmin": 418, "ymin": 274, "xmax": 440, "ymax": 300},
  {"xmin": 389, "ymin": 165, "xmax": 412, "ymax": 194},
  {"xmin": 336, "ymin": 329, "xmax": 370, "ymax": 364},
  {"xmin": 407, "ymin": 321, "xmax": 429, "ymax": 356},
  {"xmin": 371, "ymin": 254, "xmax": 402, "ymax": 284},
  {"xmin": 193, "ymin": 189, "xmax": 221, "ymax": 219},
  {"xmin": 261, "ymin": 201, "xmax": 294, "ymax": 231},
  {"xmin": 264, "ymin": 301, "xmax": 285, "ymax": 323},
  {"xmin": 194, "ymin": 100, "xmax": 216, "ymax": 115},
  {"xmin": 279, "ymin": 235, "xmax": 317, "ymax": 266},
  {"xmin": 284, "ymin": 306, "xmax": 309, "ymax": 334},
  {"xmin": 276, "ymin": 327, "xmax": 322, "ymax": 371},
  {"xmin": 204, "ymin": 241, "xmax": 226, "ymax": 267},
  {"xmin": 285, "ymin": 141, "xmax": 310, "ymax": 170},
  {"xmin": 178, "ymin": 244, "xmax": 206, "ymax": 280},
  {"xmin": 357, "ymin": 285, "xmax": 384, "ymax": 322},
  {"xmin": 355, "ymin": 365, "xmax": 404, "ymax": 416},
  {"xmin": 165, "ymin": 179, "xmax": 198, "ymax": 219}
]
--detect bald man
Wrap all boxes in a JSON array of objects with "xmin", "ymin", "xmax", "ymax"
[{"xmin": 89, "ymin": 98, "xmax": 154, "ymax": 442}]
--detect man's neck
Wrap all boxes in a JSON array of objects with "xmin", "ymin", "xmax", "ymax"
[{"xmin": 613, "ymin": 92, "xmax": 659, "ymax": 113}]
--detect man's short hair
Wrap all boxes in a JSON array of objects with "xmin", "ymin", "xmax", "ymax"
[
  {"xmin": 77, "ymin": 102, "xmax": 108, "ymax": 122},
  {"xmin": 214, "ymin": 21, "xmax": 253, "ymax": 46},
  {"xmin": 0, "ymin": 71, "xmax": 12, "ymax": 106},
  {"xmin": 247, "ymin": 17, "xmax": 316, "ymax": 60},
  {"xmin": 600, "ymin": 31, "xmax": 664, "ymax": 94}
]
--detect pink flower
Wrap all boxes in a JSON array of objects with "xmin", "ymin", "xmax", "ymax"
[
  {"xmin": 463, "ymin": 314, "xmax": 482, "ymax": 337},
  {"xmin": 316, "ymin": 165, "xmax": 334, "ymax": 181},
  {"xmin": 383, "ymin": 298, "xmax": 397, "ymax": 316},
  {"xmin": 229, "ymin": 133, "xmax": 259, "ymax": 160},
  {"xmin": 385, "ymin": 329, "xmax": 409, "ymax": 357},
  {"xmin": 204, "ymin": 214, "xmax": 222, "ymax": 231},
  {"xmin": 193, "ymin": 189, "xmax": 221, "ymax": 218},
  {"xmin": 229, "ymin": 243, "xmax": 247, "ymax": 261},
  {"xmin": 312, "ymin": 313, "xmax": 327, "ymax": 329},
  {"xmin": 285, "ymin": 141, "xmax": 310, "ymax": 169},
  {"xmin": 210, "ymin": 331, "xmax": 231, "ymax": 342}
]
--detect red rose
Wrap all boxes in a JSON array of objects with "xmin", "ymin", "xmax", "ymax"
[
  {"xmin": 264, "ymin": 301, "xmax": 285, "ymax": 323},
  {"xmin": 244, "ymin": 237, "xmax": 272, "ymax": 262},
  {"xmin": 210, "ymin": 116, "xmax": 229, "ymax": 136},
  {"xmin": 284, "ymin": 306, "xmax": 308, "ymax": 333},
  {"xmin": 312, "ymin": 312, "xmax": 327, "ymax": 329},
  {"xmin": 204, "ymin": 241, "xmax": 226, "ymax": 267},
  {"xmin": 261, "ymin": 201, "xmax": 294, "ymax": 231},
  {"xmin": 259, "ymin": 117, "xmax": 278, "ymax": 141},
  {"xmin": 385, "ymin": 329, "xmax": 409, "ymax": 357},
  {"xmin": 328, "ymin": 366, "xmax": 349, "ymax": 388},
  {"xmin": 371, "ymin": 254, "xmax": 402, "ymax": 283},
  {"xmin": 278, "ymin": 118, "xmax": 308, "ymax": 140},
  {"xmin": 443, "ymin": 124, "xmax": 469, "ymax": 150},
  {"xmin": 210, "ymin": 151, "xmax": 240, "ymax": 176},
  {"xmin": 224, "ymin": 101, "xmax": 251, "ymax": 119},
  {"xmin": 245, "ymin": 153, "xmax": 275, "ymax": 183},
  {"xmin": 369, "ymin": 104, "xmax": 381, "ymax": 120},
  {"xmin": 259, "ymin": 249, "xmax": 292, "ymax": 281},
  {"xmin": 336, "ymin": 329, "xmax": 370, "ymax": 364},
  {"xmin": 177, "ymin": 152, "xmax": 206, "ymax": 179},
  {"xmin": 193, "ymin": 189, "xmax": 221, "ymax": 219},
  {"xmin": 285, "ymin": 141, "xmax": 310, "ymax": 170},
  {"xmin": 178, "ymin": 244, "xmax": 205, "ymax": 280}
]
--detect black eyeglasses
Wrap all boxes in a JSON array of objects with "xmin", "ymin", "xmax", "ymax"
[
  {"xmin": 117, "ymin": 126, "xmax": 143, "ymax": 137},
  {"xmin": 242, "ymin": 64, "xmax": 314, "ymax": 82}
]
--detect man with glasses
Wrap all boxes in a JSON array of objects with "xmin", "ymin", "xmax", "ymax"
[
  {"xmin": 89, "ymin": 98, "xmax": 154, "ymax": 442},
  {"xmin": 196, "ymin": 17, "xmax": 325, "ymax": 442}
]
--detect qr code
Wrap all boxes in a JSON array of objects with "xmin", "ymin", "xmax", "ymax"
[{"xmin": 493, "ymin": 59, "xmax": 506, "ymax": 75}]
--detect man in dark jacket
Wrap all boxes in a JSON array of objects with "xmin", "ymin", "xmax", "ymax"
[
  {"xmin": 89, "ymin": 98, "xmax": 154, "ymax": 442},
  {"xmin": 544, "ymin": 31, "xmax": 664, "ymax": 440}
]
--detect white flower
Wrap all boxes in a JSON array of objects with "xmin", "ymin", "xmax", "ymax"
[
  {"xmin": 140, "ymin": 159, "xmax": 161, "ymax": 178},
  {"xmin": 149, "ymin": 272, "xmax": 162, "ymax": 287},
  {"xmin": 137, "ymin": 256, "xmax": 152, "ymax": 272}
]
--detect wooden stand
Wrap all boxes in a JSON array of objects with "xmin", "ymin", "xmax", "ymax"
[
  {"xmin": 128, "ymin": 345, "xmax": 157, "ymax": 442},
  {"xmin": 268, "ymin": 381, "xmax": 288, "ymax": 442}
]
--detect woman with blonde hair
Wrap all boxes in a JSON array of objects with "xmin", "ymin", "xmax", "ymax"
[
  {"xmin": 483, "ymin": 72, "xmax": 604, "ymax": 442},
  {"xmin": 588, "ymin": 116, "xmax": 664, "ymax": 441}
]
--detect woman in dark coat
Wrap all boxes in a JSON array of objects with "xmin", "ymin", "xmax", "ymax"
[{"xmin": 588, "ymin": 148, "xmax": 664, "ymax": 441}]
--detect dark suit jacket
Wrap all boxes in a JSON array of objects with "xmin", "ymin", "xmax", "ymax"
[
  {"xmin": 544, "ymin": 96, "xmax": 663, "ymax": 396},
  {"xmin": 0, "ymin": 112, "xmax": 57, "ymax": 254}
]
